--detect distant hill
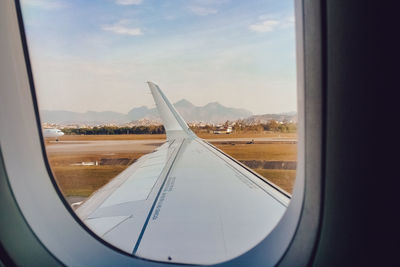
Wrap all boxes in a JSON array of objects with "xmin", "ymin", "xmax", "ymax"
[
  {"xmin": 126, "ymin": 99, "xmax": 253, "ymax": 123},
  {"xmin": 127, "ymin": 106, "xmax": 157, "ymax": 121},
  {"xmin": 41, "ymin": 99, "xmax": 253, "ymax": 125}
]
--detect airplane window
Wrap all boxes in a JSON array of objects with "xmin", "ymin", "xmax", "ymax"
[{"xmin": 19, "ymin": 0, "xmax": 297, "ymax": 264}]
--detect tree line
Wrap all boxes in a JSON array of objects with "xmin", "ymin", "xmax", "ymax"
[
  {"xmin": 190, "ymin": 121, "xmax": 297, "ymax": 134},
  {"xmin": 61, "ymin": 121, "xmax": 296, "ymax": 135},
  {"xmin": 233, "ymin": 121, "xmax": 297, "ymax": 133},
  {"xmin": 61, "ymin": 125, "xmax": 165, "ymax": 135}
]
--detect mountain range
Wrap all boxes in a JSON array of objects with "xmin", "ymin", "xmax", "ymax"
[{"xmin": 40, "ymin": 99, "xmax": 255, "ymax": 125}]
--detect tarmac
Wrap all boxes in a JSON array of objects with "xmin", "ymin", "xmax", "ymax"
[{"xmin": 46, "ymin": 137, "xmax": 296, "ymax": 154}]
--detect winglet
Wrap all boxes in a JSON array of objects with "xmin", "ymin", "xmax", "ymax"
[{"xmin": 147, "ymin": 82, "xmax": 194, "ymax": 139}]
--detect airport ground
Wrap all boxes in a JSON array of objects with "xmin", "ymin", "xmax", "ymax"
[{"xmin": 44, "ymin": 133, "xmax": 297, "ymax": 205}]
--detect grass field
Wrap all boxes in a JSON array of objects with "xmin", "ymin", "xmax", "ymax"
[
  {"xmin": 253, "ymin": 169, "xmax": 296, "ymax": 193},
  {"xmin": 212, "ymin": 143, "xmax": 297, "ymax": 161},
  {"xmin": 211, "ymin": 143, "xmax": 297, "ymax": 193},
  {"xmin": 51, "ymin": 165, "xmax": 128, "ymax": 196},
  {"xmin": 47, "ymin": 152, "xmax": 146, "ymax": 196},
  {"xmin": 45, "ymin": 133, "xmax": 297, "ymax": 199}
]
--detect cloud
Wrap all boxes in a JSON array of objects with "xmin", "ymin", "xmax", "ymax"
[
  {"xmin": 189, "ymin": 6, "xmax": 218, "ymax": 16},
  {"xmin": 115, "ymin": 0, "xmax": 143, "ymax": 5},
  {"xmin": 249, "ymin": 20, "xmax": 279, "ymax": 33},
  {"xmin": 21, "ymin": 0, "xmax": 66, "ymax": 9},
  {"xmin": 281, "ymin": 15, "xmax": 295, "ymax": 28},
  {"xmin": 102, "ymin": 20, "xmax": 143, "ymax": 36}
]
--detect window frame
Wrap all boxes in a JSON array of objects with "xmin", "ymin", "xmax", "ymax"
[{"xmin": 0, "ymin": 0, "xmax": 325, "ymax": 265}]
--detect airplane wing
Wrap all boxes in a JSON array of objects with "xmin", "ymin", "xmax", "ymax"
[{"xmin": 76, "ymin": 82, "xmax": 290, "ymax": 265}]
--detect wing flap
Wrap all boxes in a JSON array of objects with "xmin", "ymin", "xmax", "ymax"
[{"xmin": 75, "ymin": 139, "xmax": 184, "ymax": 253}]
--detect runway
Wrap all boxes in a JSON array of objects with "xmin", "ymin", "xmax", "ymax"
[
  {"xmin": 45, "ymin": 137, "xmax": 297, "ymax": 154},
  {"xmin": 45, "ymin": 140, "xmax": 166, "ymax": 154}
]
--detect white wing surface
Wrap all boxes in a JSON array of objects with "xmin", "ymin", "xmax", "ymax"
[{"xmin": 76, "ymin": 82, "xmax": 290, "ymax": 265}]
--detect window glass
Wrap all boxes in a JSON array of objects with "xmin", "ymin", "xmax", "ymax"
[{"xmin": 20, "ymin": 0, "xmax": 297, "ymax": 264}]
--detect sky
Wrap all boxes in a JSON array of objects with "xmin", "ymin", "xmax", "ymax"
[{"xmin": 20, "ymin": 0, "xmax": 297, "ymax": 115}]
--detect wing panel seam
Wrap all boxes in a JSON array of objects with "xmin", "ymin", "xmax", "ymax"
[{"xmin": 132, "ymin": 139, "xmax": 185, "ymax": 255}]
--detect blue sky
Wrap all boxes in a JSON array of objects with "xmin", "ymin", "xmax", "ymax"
[{"xmin": 20, "ymin": 0, "xmax": 296, "ymax": 115}]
